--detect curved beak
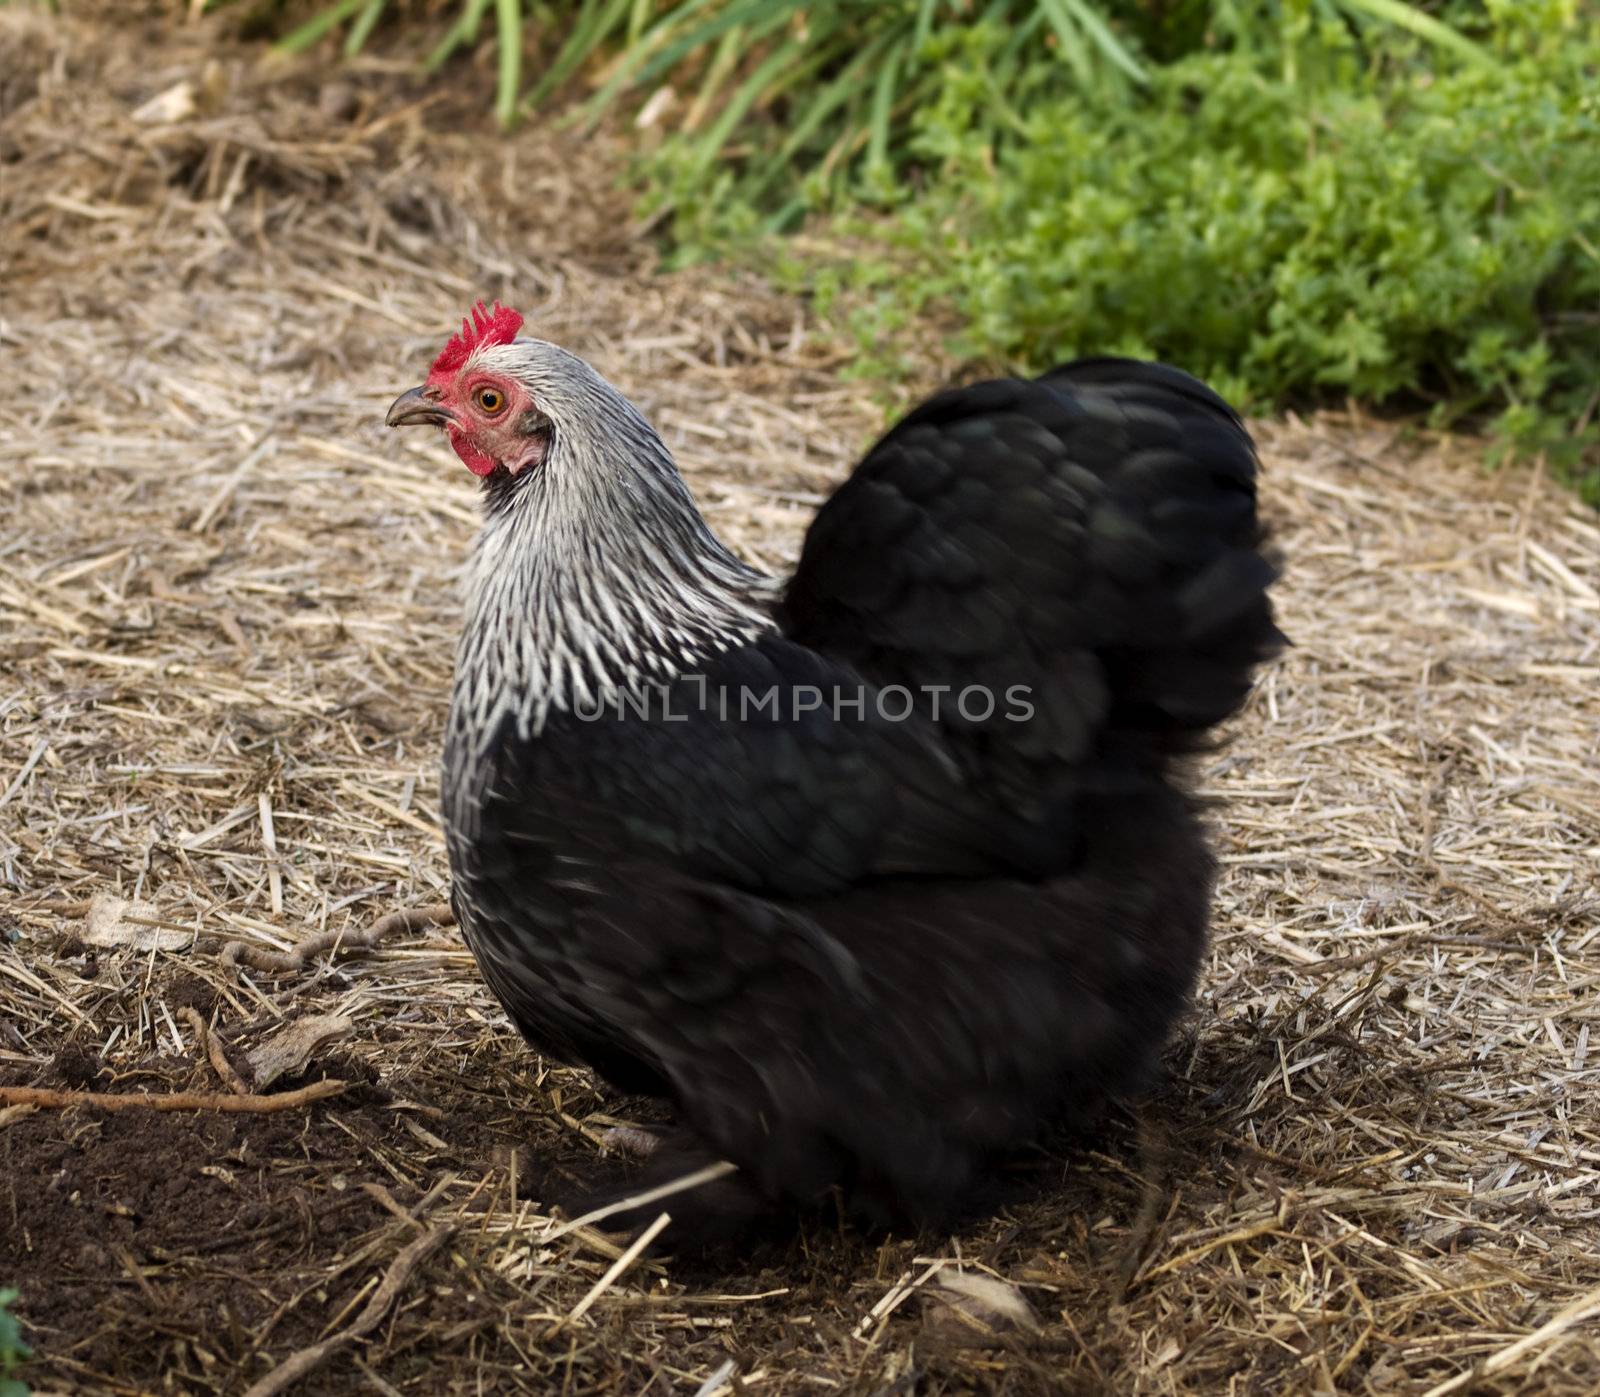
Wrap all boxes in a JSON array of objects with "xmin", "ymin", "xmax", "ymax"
[{"xmin": 385, "ymin": 385, "xmax": 454, "ymax": 429}]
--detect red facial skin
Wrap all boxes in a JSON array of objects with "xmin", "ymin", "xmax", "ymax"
[{"xmin": 423, "ymin": 368, "xmax": 546, "ymax": 478}]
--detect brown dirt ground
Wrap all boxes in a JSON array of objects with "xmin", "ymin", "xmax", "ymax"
[{"xmin": 2, "ymin": 5, "xmax": 1599, "ymax": 1395}]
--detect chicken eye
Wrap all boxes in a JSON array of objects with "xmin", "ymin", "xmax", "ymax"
[{"xmin": 474, "ymin": 386, "xmax": 507, "ymax": 415}]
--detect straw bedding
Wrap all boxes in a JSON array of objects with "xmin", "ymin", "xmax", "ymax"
[{"xmin": 1, "ymin": 6, "xmax": 1597, "ymax": 1393}]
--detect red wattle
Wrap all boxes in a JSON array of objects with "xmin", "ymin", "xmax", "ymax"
[{"xmin": 450, "ymin": 434, "xmax": 497, "ymax": 477}]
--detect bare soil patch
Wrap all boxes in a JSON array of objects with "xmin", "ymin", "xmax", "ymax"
[{"xmin": 2, "ymin": 6, "xmax": 1598, "ymax": 1394}]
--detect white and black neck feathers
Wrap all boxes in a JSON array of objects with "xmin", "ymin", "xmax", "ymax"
[{"xmin": 448, "ymin": 341, "xmax": 776, "ymax": 749}]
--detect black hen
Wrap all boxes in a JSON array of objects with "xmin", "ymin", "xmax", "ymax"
[{"xmin": 386, "ymin": 302, "xmax": 1283, "ymax": 1244}]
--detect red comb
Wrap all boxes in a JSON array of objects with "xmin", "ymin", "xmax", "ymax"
[{"xmin": 428, "ymin": 300, "xmax": 525, "ymax": 380}]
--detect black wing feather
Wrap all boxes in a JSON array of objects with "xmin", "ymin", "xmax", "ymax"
[{"xmin": 783, "ymin": 357, "xmax": 1282, "ymax": 774}]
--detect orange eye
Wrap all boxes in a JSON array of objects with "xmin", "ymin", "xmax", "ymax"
[{"xmin": 474, "ymin": 386, "xmax": 506, "ymax": 415}]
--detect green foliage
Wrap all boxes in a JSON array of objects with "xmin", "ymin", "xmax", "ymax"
[
  {"xmin": 242, "ymin": 1, "xmax": 1485, "ymax": 166},
  {"xmin": 761, "ymin": 4, "xmax": 1595, "ymax": 494},
  {"xmin": 0, "ymin": 1290, "xmax": 28, "ymax": 1397}
]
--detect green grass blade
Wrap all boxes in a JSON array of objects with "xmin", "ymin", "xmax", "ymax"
[
  {"xmin": 754, "ymin": 32, "xmax": 885, "ymax": 179},
  {"xmin": 1054, "ymin": 0, "xmax": 1146, "ymax": 82},
  {"xmin": 494, "ymin": 0, "xmax": 522, "ymax": 127},
  {"xmin": 686, "ymin": 41, "xmax": 810, "ymax": 179},
  {"xmin": 1336, "ymin": 0, "xmax": 1492, "ymax": 66},
  {"xmin": 423, "ymin": 17, "xmax": 467, "ymax": 71},
  {"xmin": 425, "ymin": 0, "xmax": 493, "ymax": 72},
  {"xmin": 524, "ymin": 0, "xmax": 634, "ymax": 108},
  {"xmin": 628, "ymin": 0, "xmax": 657, "ymax": 43},
  {"xmin": 274, "ymin": 0, "xmax": 369, "ymax": 55},
  {"xmin": 866, "ymin": 36, "xmax": 905, "ymax": 176},
  {"xmin": 577, "ymin": 0, "xmax": 719, "ymax": 117},
  {"xmin": 684, "ymin": 23, "xmax": 748, "ymax": 132},
  {"xmin": 583, "ymin": 0, "xmax": 805, "ymax": 120},
  {"xmin": 816, "ymin": 88, "xmax": 870, "ymax": 187},
  {"xmin": 1036, "ymin": 0, "xmax": 1093, "ymax": 85},
  {"xmin": 760, "ymin": 193, "xmax": 808, "ymax": 236},
  {"xmin": 344, "ymin": 0, "xmax": 388, "ymax": 56},
  {"xmin": 999, "ymin": 9, "xmax": 1048, "ymax": 66},
  {"xmin": 651, "ymin": 0, "xmax": 808, "ymax": 83}
]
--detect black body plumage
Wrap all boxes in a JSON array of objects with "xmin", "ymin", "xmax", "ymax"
[{"xmin": 434, "ymin": 351, "xmax": 1283, "ymax": 1242}]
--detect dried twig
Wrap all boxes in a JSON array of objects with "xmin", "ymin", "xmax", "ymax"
[
  {"xmin": 240, "ymin": 1225, "xmax": 455, "ymax": 1397},
  {"xmin": 222, "ymin": 903, "xmax": 454, "ymax": 974},
  {"xmin": 178, "ymin": 1004, "xmax": 249, "ymax": 1094},
  {"xmin": 0, "ymin": 1080, "xmax": 345, "ymax": 1113}
]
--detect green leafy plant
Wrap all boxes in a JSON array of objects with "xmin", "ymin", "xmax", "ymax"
[
  {"xmin": 792, "ymin": 4, "xmax": 1598, "ymax": 495},
  {"xmin": 233, "ymin": 2, "xmax": 1484, "ymax": 161},
  {"xmin": 0, "ymin": 1289, "xmax": 28, "ymax": 1397}
]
